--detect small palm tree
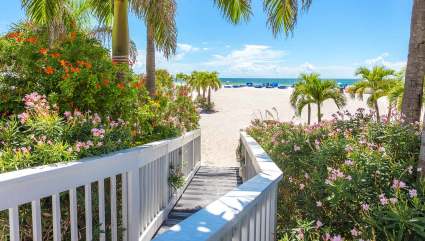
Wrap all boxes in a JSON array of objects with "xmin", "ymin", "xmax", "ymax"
[
  {"xmin": 348, "ymin": 66, "xmax": 396, "ymax": 122},
  {"xmin": 291, "ymin": 73, "xmax": 346, "ymax": 124},
  {"xmin": 206, "ymin": 72, "xmax": 222, "ymax": 106}
]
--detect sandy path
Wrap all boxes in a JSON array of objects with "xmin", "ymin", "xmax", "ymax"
[{"xmin": 199, "ymin": 88, "xmax": 388, "ymax": 167}]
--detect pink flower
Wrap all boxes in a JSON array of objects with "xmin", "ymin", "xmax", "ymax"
[
  {"xmin": 361, "ymin": 203, "xmax": 369, "ymax": 211},
  {"xmin": 331, "ymin": 235, "xmax": 344, "ymax": 241},
  {"xmin": 294, "ymin": 145, "xmax": 301, "ymax": 152},
  {"xmin": 299, "ymin": 183, "xmax": 305, "ymax": 190},
  {"xmin": 304, "ymin": 173, "xmax": 310, "ymax": 179},
  {"xmin": 18, "ymin": 112, "xmax": 29, "ymax": 124},
  {"xmin": 346, "ymin": 175, "xmax": 352, "ymax": 181},
  {"xmin": 316, "ymin": 201, "xmax": 323, "ymax": 207},
  {"xmin": 379, "ymin": 194, "xmax": 388, "ymax": 205},
  {"xmin": 409, "ymin": 189, "xmax": 417, "ymax": 198},
  {"xmin": 315, "ymin": 220, "xmax": 323, "ymax": 229},
  {"xmin": 91, "ymin": 128, "xmax": 105, "ymax": 138},
  {"xmin": 392, "ymin": 179, "xmax": 406, "ymax": 190},
  {"xmin": 74, "ymin": 110, "xmax": 82, "ymax": 117},
  {"xmin": 92, "ymin": 113, "xmax": 101, "ymax": 124},
  {"xmin": 389, "ymin": 197, "xmax": 398, "ymax": 204},
  {"xmin": 64, "ymin": 111, "xmax": 72, "ymax": 119},
  {"xmin": 296, "ymin": 229, "xmax": 304, "ymax": 240},
  {"xmin": 97, "ymin": 142, "xmax": 103, "ymax": 147},
  {"xmin": 351, "ymin": 228, "xmax": 361, "ymax": 237},
  {"xmin": 345, "ymin": 145, "xmax": 353, "ymax": 152},
  {"xmin": 344, "ymin": 159, "xmax": 354, "ymax": 166}
]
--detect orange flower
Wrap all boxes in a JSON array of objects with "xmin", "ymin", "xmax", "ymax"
[
  {"xmin": 25, "ymin": 36, "xmax": 37, "ymax": 44},
  {"xmin": 43, "ymin": 66, "xmax": 55, "ymax": 75},
  {"xmin": 102, "ymin": 79, "xmax": 110, "ymax": 86},
  {"xmin": 132, "ymin": 81, "xmax": 143, "ymax": 89},
  {"xmin": 6, "ymin": 32, "xmax": 21, "ymax": 39},
  {"xmin": 70, "ymin": 32, "xmax": 77, "ymax": 40},
  {"xmin": 117, "ymin": 82, "xmax": 125, "ymax": 89},
  {"xmin": 70, "ymin": 67, "xmax": 80, "ymax": 73},
  {"xmin": 62, "ymin": 73, "xmax": 70, "ymax": 80},
  {"xmin": 39, "ymin": 48, "xmax": 48, "ymax": 55},
  {"xmin": 96, "ymin": 83, "xmax": 101, "ymax": 89},
  {"xmin": 59, "ymin": 60, "xmax": 68, "ymax": 67},
  {"xmin": 50, "ymin": 52, "xmax": 61, "ymax": 58},
  {"xmin": 84, "ymin": 62, "xmax": 92, "ymax": 69}
]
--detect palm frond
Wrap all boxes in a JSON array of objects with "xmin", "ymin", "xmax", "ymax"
[{"xmin": 213, "ymin": 0, "xmax": 252, "ymax": 24}]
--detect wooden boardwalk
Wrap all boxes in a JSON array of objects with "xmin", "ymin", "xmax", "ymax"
[{"xmin": 156, "ymin": 166, "xmax": 242, "ymax": 235}]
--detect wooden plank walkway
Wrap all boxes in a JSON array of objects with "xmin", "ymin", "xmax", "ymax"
[{"xmin": 156, "ymin": 166, "xmax": 242, "ymax": 235}]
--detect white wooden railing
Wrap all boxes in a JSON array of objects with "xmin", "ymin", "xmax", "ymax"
[
  {"xmin": 0, "ymin": 129, "xmax": 201, "ymax": 241},
  {"xmin": 153, "ymin": 131, "xmax": 283, "ymax": 241}
]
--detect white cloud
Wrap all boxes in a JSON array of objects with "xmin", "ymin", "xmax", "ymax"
[
  {"xmin": 364, "ymin": 53, "xmax": 406, "ymax": 70},
  {"xmin": 204, "ymin": 45, "xmax": 287, "ymax": 76}
]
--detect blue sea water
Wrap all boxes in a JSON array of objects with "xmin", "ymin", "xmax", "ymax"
[{"xmin": 220, "ymin": 78, "xmax": 359, "ymax": 87}]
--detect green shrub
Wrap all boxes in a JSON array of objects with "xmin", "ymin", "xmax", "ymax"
[
  {"xmin": 246, "ymin": 110, "xmax": 423, "ymax": 241},
  {"xmin": 0, "ymin": 23, "xmax": 136, "ymax": 118}
]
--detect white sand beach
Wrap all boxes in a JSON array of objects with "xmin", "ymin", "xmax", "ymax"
[{"xmin": 200, "ymin": 87, "xmax": 389, "ymax": 167}]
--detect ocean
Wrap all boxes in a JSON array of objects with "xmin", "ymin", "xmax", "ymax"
[{"xmin": 220, "ymin": 78, "xmax": 359, "ymax": 87}]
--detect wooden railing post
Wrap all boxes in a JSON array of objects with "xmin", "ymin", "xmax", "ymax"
[{"xmin": 127, "ymin": 169, "xmax": 141, "ymax": 241}]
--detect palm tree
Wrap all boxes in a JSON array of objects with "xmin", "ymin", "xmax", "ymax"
[
  {"xmin": 131, "ymin": 0, "xmax": 177, "ymax": 97},
  {"xmin": 401, "ymin": 0, "xmax": 425, "ymax": 124},
  {"xmin": 348, "ymin": 66, "xmax": 396, "ymax": 122},
  {"xmin": 206, "ymin": 72, "xmax": 222, "ymax": 105},
  {"xmin": 290, "ymin": 73, "xmax": 317, "ymax": 124},
  {"xmin": 291, "ymin": 73, "xmax": 346, "ymax": 124}
]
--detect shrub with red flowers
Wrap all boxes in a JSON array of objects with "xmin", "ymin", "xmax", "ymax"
[
  {"xmin": 245, "ymin": 110, "xmax": 425, "ymax": 241},
  {"xmin": 0, "ymin": 23, "xmax": 136, "ymax": 118}
]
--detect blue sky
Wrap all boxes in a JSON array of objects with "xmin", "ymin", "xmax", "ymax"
[{"xmin": 1, "ymin": 0, "xmax": 413, "ymax": 78}]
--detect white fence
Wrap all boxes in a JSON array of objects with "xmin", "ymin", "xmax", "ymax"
[
  {"xmin": 153, "ymin": 131, "xmax": 282, "ymax": 241},
  {"xmin": 0, "ymin": 129, "xmax": 201, "ymax": 241}
]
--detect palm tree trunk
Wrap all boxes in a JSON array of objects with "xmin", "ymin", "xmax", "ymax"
[
  {"xmin": 208, "ymin": 87, "xmax": 211, "ymax": 105},
  {"xmin": 307, "ymin": 104, "xmax": 311, "ymax": 125},
  {"xmin": 387, "ymin": 102, "xmax": 393, "ymax": 121},
  {"xmin": 146, "ymin": 23, "xmax": 156, "ymax": 97},
  {"xmin": 401, "ymin": 0, "xmax": 425, "ymax": 124},
  {"xmin": 202, "ymin": 88, "xmax": 206, "ymax": 99},
  {"xmin": 375, "ymin": 101, "xmax": 380, "ymax": 122},
  {"xmin": 317, "ymin": 103, "xmax": 321, "ymax": 123},
  {"xmin": 112, "ymin": 0, "xmax": 129, "ymax": 65}
]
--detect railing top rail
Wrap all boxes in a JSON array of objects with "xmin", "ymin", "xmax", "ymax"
[
  {"xmin": 153, "ymin": 131, "xmax": 282, "ymax": 241},
  {"xmin": 0, "ymin": 129, "xmax": 200, "ymax": 211}
]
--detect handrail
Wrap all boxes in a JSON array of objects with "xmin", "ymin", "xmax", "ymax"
[
  {"xmin": 0, "ymin": 129, "xmax": 201, "ymax": 241},
  {"xmin": 153, "ymin": 131, "xmax": 282, "ymax": 241}
]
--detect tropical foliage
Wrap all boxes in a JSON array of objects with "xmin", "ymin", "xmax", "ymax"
[
  {"xmin": 0, "ymin": 23, "xmax": 135, "ymax": 118},
  {"xmin": 348, "ymin": 66, "xmax": 397, "ymax": 122},
  {"xmin": 246, "ymin": 109, "xmax": 424, "ymax": 241},
  {"xmin": 290, "ymin": 73, "xmax": 346, "ymax": 123}
]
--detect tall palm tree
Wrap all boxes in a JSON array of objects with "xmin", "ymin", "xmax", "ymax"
[
  {"xmin": 291, "ymin": 73, "xmax": 346, "ymax": 124},
  {"xmin": 348, "ymin": 66, "xmax": 396, "ymax": 122},
  {"xmin": 206, "ymin": 72, "xmax": 222, "ymax": 105},
  {"xmin": 401, "ymin": 0, "xmax": 425, "ymax": 124}
]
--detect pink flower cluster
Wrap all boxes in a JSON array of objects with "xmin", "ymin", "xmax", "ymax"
[
  {"xmin": 23, "ymin": 92, "xmax": 49, "ymax": 112},
  {"xmin": 392, "ymin": 179, "xmax": 406, "ymax": 190},
  {"xmin": 91, "ymin": 128, "xmax": 105, "ymax": 138},
  {"xmin": 325, "ymin": 168, "xmax": 350, "ymax": 184}
]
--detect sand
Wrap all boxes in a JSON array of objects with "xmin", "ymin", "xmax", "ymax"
[{"xmin": 199, "ymin": 87, "xmax": 388, "ymax": 167}]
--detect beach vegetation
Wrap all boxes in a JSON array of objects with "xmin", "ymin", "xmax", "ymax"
[
  {"xmin": 348, "ymin": 66, "xmax": 397, "ymax": 122},
  {"xmin": 246, "ymin": 109, "xmax": 424, "ymax": 241},
  {"xmin": 290, "ymin": 73, "xmax": 346, "ymax": 123}
]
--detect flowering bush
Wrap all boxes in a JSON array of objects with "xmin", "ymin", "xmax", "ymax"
[
  {"xmin": 0, "ymin": 92, "xmax": 133, "ymax": 173},
  {"xmin": 0, "ymin": 23, "xmax": 136, "ymax": 118},
  {"xmin": 246, "ymin": 110, "xmax": 424, "ymax": 241}
]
